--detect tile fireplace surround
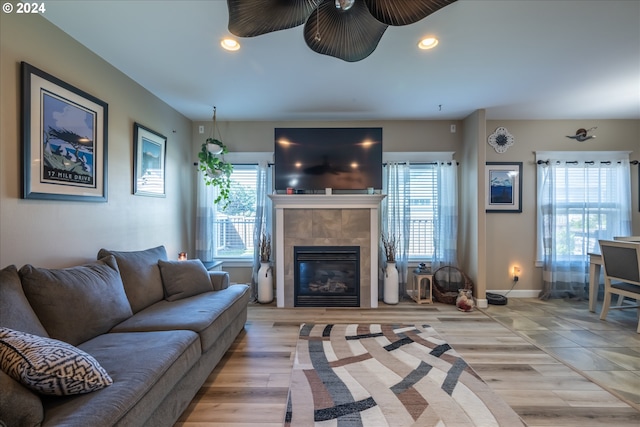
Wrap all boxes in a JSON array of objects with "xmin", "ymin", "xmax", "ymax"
[{"xmin": 269, "ymin": 194, "xmax": 386, "ymax": 308}]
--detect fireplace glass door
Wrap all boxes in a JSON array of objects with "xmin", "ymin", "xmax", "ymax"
[{"xmin": 294, "ymin": 246, "xmax": 360, "ymax": 307}]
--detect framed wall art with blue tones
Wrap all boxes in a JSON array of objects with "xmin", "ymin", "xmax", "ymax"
[
  {"xmin": 485, "ymin": 162, "xmax": 522, "ymax": 213},
  {"xmin": 21, "ymin": 62, "xmax": 108, "ymax": 202},
  {"xmin": 133, "ymin": 123, "xmax": 166, "ymax": 197}
]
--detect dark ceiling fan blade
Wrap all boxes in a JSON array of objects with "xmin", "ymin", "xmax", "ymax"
[
  {"xmin": 227, "ymin": 0, "xmax": 320, "ymax": 37},
  {"xmin": 304, "ymin": 0, "xmax": 388, "ymax": 62},
  {"xmin": 364, "ymin": 0, "xmax": 457, "ymax": 26}
]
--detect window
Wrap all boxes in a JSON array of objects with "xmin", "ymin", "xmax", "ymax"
[
  {"xmin": 407, "ymin": 164, "xmax": 438, "ymax": 259},
  {"xmin": 382, "ymin": 152, "xmax": 457, "ymax": 266},
  {"xmin": 536, "ymin": 151, "xmax": 632, "ymax": 265},
  {"xmin": 213, "ymin": 165, "xmax": 258, "ymax": 259}
]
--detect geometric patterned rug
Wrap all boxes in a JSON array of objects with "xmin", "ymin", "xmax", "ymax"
[{"xmin": 285, "ymin": 324, "xmax": 527, "ymax": 426}]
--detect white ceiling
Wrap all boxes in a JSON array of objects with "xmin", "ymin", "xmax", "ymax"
[{"xmin": 41, "ymin": 0, "xmax": 640, "ymax": 122}]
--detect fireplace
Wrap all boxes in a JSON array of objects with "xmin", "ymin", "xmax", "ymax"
[
  {"xmin": 294, "ymin": 246, "xmax": 360, "ymax": 307},
  {"xmin": 269, "ymin": 194, "xmax": 385, "ymax": 308}
]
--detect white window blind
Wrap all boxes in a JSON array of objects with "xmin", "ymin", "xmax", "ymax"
[
  {"xmin": 407, "ymin": 164, "xmax": 438, "ymax": 258},
  {"xmin": 214, "ymin": 164, "xmax": 258, "ymax": 258}
]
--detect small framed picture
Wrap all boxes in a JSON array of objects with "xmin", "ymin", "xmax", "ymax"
[
  {"xmin": 21, "ymin": 62, "xmax": 108, "ymax": 202},
  {"xmin": 485, "ymin": 162, "xmax": 522, "ymax": 213},
  {"xmin": 133, "ymin": 123, "xmax": 166, "ymax": 197}
]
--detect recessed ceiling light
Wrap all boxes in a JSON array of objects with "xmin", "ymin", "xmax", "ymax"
[
  {"xmin": 418, "ymin": 37, "xmax": 439, "ymax": 50},
  {"xmin": 221, "ymin": 38, "xmax": 240, "ymax": 51}
]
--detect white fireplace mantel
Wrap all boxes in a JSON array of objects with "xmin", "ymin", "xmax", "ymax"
[
  {"xmin": 269, "ymin": 194, "xmax": 385, "ymax": 209},
  {"xmin": 269, "ymin": 194, "xmax": 386, "ymax": 308}
]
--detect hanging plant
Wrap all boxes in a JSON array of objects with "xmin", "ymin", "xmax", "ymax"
[
  {"xmin": 205, "ymin": 138, "xmax": 224, "ymax": 155},
  {"xmin": 198, "ymin": 139, "xmax": 233, "ymax": 207},
  {"xmin": 197, "ymin": 107, "xmax": 234, "ymax": 208}
]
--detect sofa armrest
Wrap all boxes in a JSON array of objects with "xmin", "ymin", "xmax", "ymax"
[
  {"xmin": 208, "ymin": 271, "xmax": 230, "ymax": 291},
  {"xmin": 0, "ymin": 369, "xmax": 44, "ymax": 427}
]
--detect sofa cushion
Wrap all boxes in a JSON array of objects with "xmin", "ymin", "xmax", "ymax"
[
  {"xmin": 112, "ymin": 284, "xmax": 250, "ymax": 353},
  {"xmin": 0, "ymin": 327, "xmax": 113, "ymax": 396},
  {"xmin": 0, "ymin": 369, "xmax": 44, "ymax": 427},
  {"xmin": 18, "ymin": 256, "xmax": 133, "ymax": 346},
  {"xmin": 0, "ymin": 264, "xmax": 49, "ymax": 337},
  {"xmin": 158, "ymin": 259, "xmax": 213, "ymax": 301},
  {"xmin": 42, "ymin": 330, "xmax": 200, "ymax": 427},
  {"xmin": 97, "ymin": 245, "xmax": 167, "ymax": 313}
]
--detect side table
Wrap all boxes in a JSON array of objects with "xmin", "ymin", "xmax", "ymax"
[
  {"xmin": 203, "ymin": 260, "xmax": 223, "ymax": 271},
  {"xmin": 409, "ymin": 271, "xmax": 433, "ymax": 304}
]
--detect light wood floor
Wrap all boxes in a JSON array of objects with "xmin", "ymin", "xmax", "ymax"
[{"xmin": 176, "ymin": 297, "xmax": 640, "ymax": 427}]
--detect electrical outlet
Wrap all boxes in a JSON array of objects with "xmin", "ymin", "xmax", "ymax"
[{"xmin": 198, "ymin": 125, "xmax": 205, "ymax": 134}]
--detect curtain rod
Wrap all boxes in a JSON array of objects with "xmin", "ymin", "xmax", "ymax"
[
  {"xmin": 537, "ymin": 160, "xmax": 639, "ymax": 165},
  {"xmin": 383, "ymin": 161, "xmax": 459, "ymax": 166},
  {"xmin": 195, "ymin": 162, "xmax": 461, "ymax": 166}
]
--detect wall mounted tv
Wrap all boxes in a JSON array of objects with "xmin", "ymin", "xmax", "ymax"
[{"xmin": 274, "ymin": 127, "xmax": 383, "ymax": 192}]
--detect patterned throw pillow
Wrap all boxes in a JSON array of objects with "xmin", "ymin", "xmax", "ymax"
[{"xmin": 0, "ymin": 327, "xmax": 113, "ymax": 395}]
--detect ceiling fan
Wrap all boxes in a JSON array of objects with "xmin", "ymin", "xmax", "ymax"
[{"xmin": 226, "ymin": 0, "xmax": 458, "ymax": 62}]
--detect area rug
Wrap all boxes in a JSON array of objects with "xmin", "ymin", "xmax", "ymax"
[{"xmin": 285, "ymin": 324, "xmax": 526, "ymax": 426}]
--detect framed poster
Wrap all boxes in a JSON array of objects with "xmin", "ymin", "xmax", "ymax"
[
  {"xmin": 22, "ymin": 62, "xmax": 108, "ymax": 202},
  {"xmin": 485, "ymin": 162, "xmax": 522, "ymax": 213},
  {"xmin": 133, "ymin": 123, "xmax": 166, "ymax": 197}
]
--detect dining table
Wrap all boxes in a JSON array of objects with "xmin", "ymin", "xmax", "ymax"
[{"xmin": 587, "ymin": 252, "xmax": 602, "ymax": 312}]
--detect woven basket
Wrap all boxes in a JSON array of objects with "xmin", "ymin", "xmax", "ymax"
[{"xmin": 432, "ymin": 266, "xmax": 474, "ymax": 304}]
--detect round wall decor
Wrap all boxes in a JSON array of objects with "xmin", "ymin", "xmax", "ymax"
[{"xmin": 488, "ymin": 127, "xmax": 515, "ymax": 153}]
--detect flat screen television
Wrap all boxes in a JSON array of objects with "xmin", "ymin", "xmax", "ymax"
[{"xmin": 274, "ymin": 127, "xmax": 383, "ymax": 191}]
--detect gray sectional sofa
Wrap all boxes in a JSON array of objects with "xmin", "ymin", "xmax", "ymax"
[{"xmin": 0, "ymin": 245, "xmax": 250, "ymax": 427}]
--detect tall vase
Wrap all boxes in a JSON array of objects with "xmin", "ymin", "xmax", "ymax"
[
  {"xmin": 383, "ymin": 261, "xmax": 399, "ymax": 304},
  {"xmin": 257, "ymin": 262, "xmax": 273, "ymax": 303}
]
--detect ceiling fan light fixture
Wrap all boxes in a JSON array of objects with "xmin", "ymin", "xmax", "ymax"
[
  {"xmin": 220, "ymin": 38, "xmax": 240, "ymax": 51},
  {"xmin": 335, "ymin": 0, "xmax": 355, "ymax": 11},
  {"xmin": 226, "ymin": 0, "xmax": 456, "ymax": 61},
  {"xmin": 418, "ymin": 36, "xmax": 439, "ymax": 50}
]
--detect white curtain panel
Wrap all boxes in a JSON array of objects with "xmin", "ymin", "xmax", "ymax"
[
  {"xmin": 251, "ymin": 161, "xmax": 273, "ymax": 301},
  {"xmin": 195, "ymin": 170, "xmax": 217, "ymax": 261},
  {"xmin": 381, "ymin": 162, "xmax": 410, "ymax": 298},
  {"xmin": 538, "ymin": 158, "xmax": 631, "ymax": 300},
  {"xmin": 434, "ymin": 162, "xmax": 458, "ymax": 268}
]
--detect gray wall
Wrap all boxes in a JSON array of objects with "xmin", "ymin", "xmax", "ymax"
[
  {"xmin": 0, "ymin": 12, "xmax": 194, "ymax": 268},
  {"xmin": 484, "ymin": 119, "xmax": 639, "ymax": 294},
  {"xmin": 195, "ymin": 117, "xmax": 639, "ymax": 297}
]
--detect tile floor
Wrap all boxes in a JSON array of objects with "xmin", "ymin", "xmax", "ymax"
[{"xmin": 484, "ymin": 297, "xmax": 640, "ymax": 411}]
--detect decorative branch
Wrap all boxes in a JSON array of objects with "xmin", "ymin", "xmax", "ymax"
[
  {"xmin": 259, "ymin": 232, "xmax": 271, "ymax": 263},
  {"xmin": 381, "ymin": 232, "xmax": 396, "ymax": 263}
]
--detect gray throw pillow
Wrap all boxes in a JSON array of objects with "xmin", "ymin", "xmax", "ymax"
[
  {"xmin": 97, "ymin": 246, "xmax": 167, "ymax": 313},
  {"xmin": 0, "ymin": 265, "xmax": 49, "ymax": 337},
  {"xmin": 19, "ymin": 256, "xmax": 133, "ymax": 346},
  {"xmin": 158, "ymin": 259, "xmax": 213, "ymax": 301}
]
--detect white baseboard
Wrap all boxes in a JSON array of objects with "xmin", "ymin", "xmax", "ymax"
[{"xmin": 486, "ymin": 289, "xmax": 539, "ymax": 298}]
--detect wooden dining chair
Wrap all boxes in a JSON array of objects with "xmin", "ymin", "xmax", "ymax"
[{"xmin": 598, "ymin": 240, "xmax": 640, "ymax": 333}]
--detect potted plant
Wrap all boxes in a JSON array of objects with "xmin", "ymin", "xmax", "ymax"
[
  {"xmin": 257, "ymin": 232, "xmax": 273, "ymax": 303},
  {"xmin": 381, "ymin": 232, "xmax": 398, "ymax": 304},
  {"xmin": 197, "ymin": 137, "xmax": 233, "ymax": 208}
]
